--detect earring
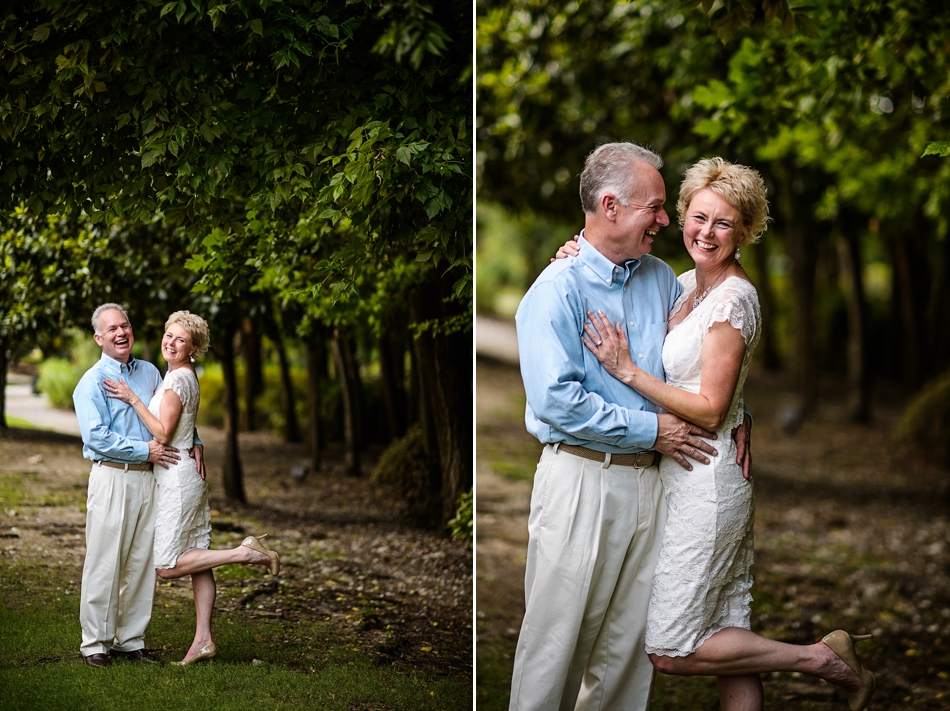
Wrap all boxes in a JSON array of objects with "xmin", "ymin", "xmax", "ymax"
[
  {"xmin": 190, "ymin": 355, "xmax": 196, "ymax": 363},
  {"xmin": 734, "ymin": 248, "xmax": 741, "ymax": 261}
]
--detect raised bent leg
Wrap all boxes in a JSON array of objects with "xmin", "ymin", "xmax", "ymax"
[
  {"xmin": 650, "ymin": 627, "xmax": 863, "ymax": 694},
  {"xmin": 156, "ymin": 544, "xmax": 269, "ymax": 580}
]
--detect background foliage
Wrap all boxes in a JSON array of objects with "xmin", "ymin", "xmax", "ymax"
[
  {"xmin": 1, "ymin": 0, "xmax": 473, "ymax": 526},
  {"xmin": 477, "ymin": 0, "xmax": 950, "ymax": 428}
]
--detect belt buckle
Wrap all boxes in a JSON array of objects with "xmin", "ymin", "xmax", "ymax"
[{"xmin": 634, "ymin": 451, "xmax": 649, "ymax": 468}]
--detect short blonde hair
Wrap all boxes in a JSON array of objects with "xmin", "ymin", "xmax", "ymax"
[
  {"xmin": 677, "ymin": 157, "xmax": 770, "ymax": 244},
  {"xmin": 165, "ymin": 311, "xmax": 210, "ymax": 358}
]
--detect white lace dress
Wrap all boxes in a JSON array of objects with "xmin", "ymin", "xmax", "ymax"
[
  {"xmin": 644, "ymin": 271, "xmax": 762, "ymax": 657},
  {"xmin": 148, "ymin": 368, "xmax": 211, "ymax": 569}
]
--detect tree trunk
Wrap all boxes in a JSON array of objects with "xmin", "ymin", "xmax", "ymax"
[
  {"xmin": 241, "ymin": 315, "xmax": 264, "ymax": 431},
  {"xmin": 411, "ymin": 274, "xmax": 473, "ymax": 524},
  {"xmin": 377, "ymin": 332, "xmax": 408, "ymax": 442},
  {"xmin": 333, "ymin": 329, "xmax": 362, "ymax": 477},
  {"xmin": 929, "ymin": 226, "xmax": 950, "ymax": 376},
  {"xmin": 837, "ymin": 219, "xmax": 871, "ymax": 423},
  {"xmin": 774, "ymin": 164, "xmax": 820, "ymax": 423},
  {"xmin": 216, "ymin": 327, "xmax": 246, "ymax": 502},
  {"xmin": 273, "ymin": 325, "xmax": 301, "ymax": 443},
  {"xmin": 893, "ymin": 231, "xmax": 928, "ymax": 389},
  {"xmin": 306, "ymin": 329, "xmax": 327, "ymax": 472},
  {"xmin": 750, "ymin": 237, "xmax": 781, "ymax": 371},
  {"xmin": 410, "ymin": 329, "xmax": 438, "ymax": 462},
  {"xmin": 0, "ymin": 344, "xmax": 7, "ymax": 432}
]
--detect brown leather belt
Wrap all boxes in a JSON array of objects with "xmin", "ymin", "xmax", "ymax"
[
  {"xmin": 557, "ymin": 443, "xmax": 659, "ymax": 468},
  {"xmin": 95, "ymin": 460, "xmax": 153, "ymax": 472}
]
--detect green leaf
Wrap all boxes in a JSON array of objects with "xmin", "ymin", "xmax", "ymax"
[
  {"xmin": 921, "ymin": 142, "xmax": 950, "ymax": 158},
  {"xmin": 141, "ymin": 148, "xmax": 162, "ymax": 167},
  {"xmin": 249, "ymin": 19, "xmax": 263, "ymax": 35},
  {"xmin": 692, "ymin": 80, "xmax": 732, "ymax": 109},
  {"xmin": 32, "ymin": 24, "xmax": 51, "ymax": 42}
]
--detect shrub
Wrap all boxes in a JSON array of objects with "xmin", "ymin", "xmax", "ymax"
[
  {"xmin": 372, "ymin": 425, "xmax": 441, "ymax": 529},
  {"xmin": 36, "ymin": 358, "xmax": 85, "ymax": 410},
  {"xmin": 893, "ymin": 368, "xmax": 950, "ymax": 465},
  {"xmin": 196, "ymin": 362, "xmax": 225, "ymax": 428},
  {"xmin": 447, "ymin": 489, "xmax": 472, "ymax": 547}
]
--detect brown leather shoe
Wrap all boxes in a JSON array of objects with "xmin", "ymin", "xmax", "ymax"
[
  {"xmin": 115, "ymin": 648, "xmax": 154, "ymax": 663},
  {"xmin": 83, "ymin": 653, "xmax": 110, "ymax": 667}
]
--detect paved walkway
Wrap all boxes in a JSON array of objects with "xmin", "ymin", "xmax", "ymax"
[
  {"xmin": 4, "ymin": 375, "xmax": 81, "ymax": 436},
  {"xmin": 475, "ymin": 316, "xmax": 519, "ymax": 367}
]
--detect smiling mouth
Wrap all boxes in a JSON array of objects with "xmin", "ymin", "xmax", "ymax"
[
  {"xmin": 115, "ymin": 337, "xmax": 130, "ymax": 347},
  {"xmin": 695, "ymin": 239, "xmax": 718, "ymax": 251},
  {"xmin": 646, "ymin": 230, "xmax": 657, "ymax": 237}
]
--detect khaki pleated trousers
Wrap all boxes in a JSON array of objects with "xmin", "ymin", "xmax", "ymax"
[
  {"xmin": 79, "ymin": 462, "xmax": 157, "ymax": 657},
  {"xmin": 509, "ymin": 445, "xmax": 667, "ymax": 711}
]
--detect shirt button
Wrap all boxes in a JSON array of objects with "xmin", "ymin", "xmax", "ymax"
[
  {"xmin": 638, "ymin": 353, "xmax": 644, "ymax": 359},
  {"xmin": 629, "ymin": 321, "xmax": 635, "ymax": 326}
]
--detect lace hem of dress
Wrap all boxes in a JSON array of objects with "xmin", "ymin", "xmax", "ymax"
[
  {"xmin": 645, "ymin": 603, "xmax": 753, "ymax": 657},
  {"xmin": 154, "ymin": 526, "xmax": 211, "ymax": 569}
]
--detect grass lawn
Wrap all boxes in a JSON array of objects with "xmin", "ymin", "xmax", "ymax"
[{"xmin": 0, "ymin": 431, "xmax": 472, "ymax": 711}]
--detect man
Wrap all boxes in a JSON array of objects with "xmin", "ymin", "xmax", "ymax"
[
  {"xmin": 73, "ymin": 303, "xmax": 203, "ymax": 667},
  {"xmin": 509, "ymin": 143, "xmax": 750, "ymax": 710}
]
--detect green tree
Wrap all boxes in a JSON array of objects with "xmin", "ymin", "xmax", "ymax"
[
  {"xmin": 2, "ymin": 0, "xmax": 472, "ymax": 520},
  {"xmin": 477, "ymin": 0, "xmax": 950, "ymax": 423}
]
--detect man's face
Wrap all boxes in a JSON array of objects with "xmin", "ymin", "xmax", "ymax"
[
  {"xmin": 611, "ymin": 163, "xmax": 670, "ymax": 260},
  {"xmin": 93, "ymin": 309, "xmax": 134, "ymax": 363}
]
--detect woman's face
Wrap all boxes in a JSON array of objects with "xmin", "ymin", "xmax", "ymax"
[
  {"xmin": 161, "ymin": 322, "xmax": 195, "ymax": 367},
  {"xmin": 682, "ymin": 188, "xmax": 747, "ymax": 271}
]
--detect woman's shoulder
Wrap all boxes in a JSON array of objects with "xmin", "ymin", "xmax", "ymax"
[
  {"xmin": 165, "ymin": 367, "xmax": 199, "ymax": 392},
  {"xmin": 676, "ymin": 269, "xmax": 697, "ymax": 287},
  {"xmin": 719, "ymin": 275, "xmax": 759, "ymax": 302}
]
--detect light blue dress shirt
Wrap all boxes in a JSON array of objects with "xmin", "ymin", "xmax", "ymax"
[
  {"xmin": 73, "ymin": 353, "xmax": 164, "ymax": 463},
  {"xmin": 515, "ymin": 234, "xmax": 683, "ymax": 453}
]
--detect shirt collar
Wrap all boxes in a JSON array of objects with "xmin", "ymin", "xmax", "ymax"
[
  {"xmin": 576, "ymin": 230, "xmax": 641, "ymax": 286},
  {"xmin": 98, "ymin": 351, "xmax": 138, "ymax": 375}
]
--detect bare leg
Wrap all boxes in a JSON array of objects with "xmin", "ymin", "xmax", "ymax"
[
  {"xmin": 181, "ymin": 569, "xmax": 216, "ymax": 662},
  {"xmin": 717, "ymin": 674, "xmax": 764, "ymax": 711},
  {"xmin": 650, "ymin": 627, "xmax": 863, "ymax": 693},
  {"xmin": 156, "ymin": 544, "xmax": 270, "ymax": 580}
]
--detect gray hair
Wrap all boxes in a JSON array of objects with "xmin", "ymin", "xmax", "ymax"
[
  {"xmin": 91, "ymin": 303, "xmax": 130, "ymax": 335},
  {"xmin": 579, "ymin": 142, "xmax": 664, "ymax": 214}
]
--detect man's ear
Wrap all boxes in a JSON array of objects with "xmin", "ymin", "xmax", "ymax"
[
  {"xmin": 93, "ymin": 334, "xmax": 103, "ymax": 347},
  {"xmin": 601, "ymin": 193, "xmax": 619, "ymax": 221}
]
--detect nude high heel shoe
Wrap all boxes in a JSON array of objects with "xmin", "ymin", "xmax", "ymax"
[
  {"xmin": 822, "ymin": 630, "xmax": 876, "ymax": 711},
  {"xmin": 242, "ymin": 534, "xmax": 280, "ymax": 576},
  {"xmin": 172, "ymin": 642, "xmax": 217, "ymax": 666}
]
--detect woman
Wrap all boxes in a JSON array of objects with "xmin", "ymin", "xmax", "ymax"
[
  {"xmin": 558, "ymin": 158, "xmax": 874, "ymax": 711},
  {"xmin": 103, "ymin": 311, "xmax": 280, "ymax": 666}
]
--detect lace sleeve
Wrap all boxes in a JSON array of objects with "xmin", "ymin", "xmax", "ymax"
[
  {"xmin": 704, "ymin": 279, "xmax": 760, "ymax": 345},
  {"xmin": 166, "ymin": 369, "xmax": 199, "ymax": 411}
]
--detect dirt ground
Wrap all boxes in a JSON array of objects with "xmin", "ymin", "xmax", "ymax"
[
  {"xmin": 0, "ymin": 426, "xmax": 472, "ymax": 680},
  {"xmin": 476, "ymin": 357, "xmax": 950, "ymax": 709}
]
